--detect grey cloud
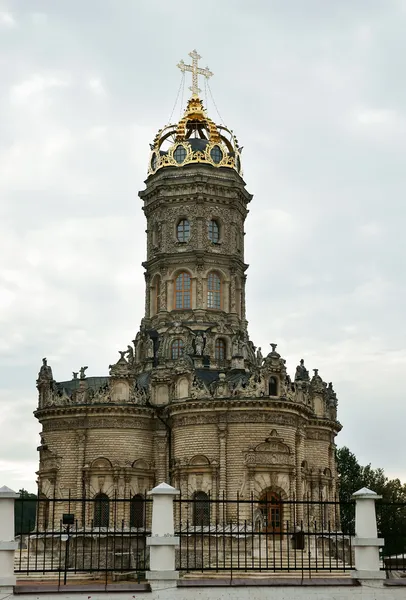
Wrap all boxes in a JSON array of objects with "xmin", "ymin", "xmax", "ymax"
[{"xmin": 1, "ymin": 0, "xmax": 406, "ymax": 489}]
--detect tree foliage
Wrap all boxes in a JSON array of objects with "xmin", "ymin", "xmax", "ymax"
[
  {"xmin": 15, "ymin": 489, "xmax": 37, "ymax": 535},
  {"xmin": 336, "ymin": 447, "xmax": 406, "ymax": 555}
]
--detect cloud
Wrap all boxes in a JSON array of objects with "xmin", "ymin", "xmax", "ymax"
[
  {"xmin": 87, "ymin": 77, "xmax": 106, "ymax": 96},
  {"xmin": 1, "ymin": 0, "xmax": 406, "ymax": 492},
  {"xmin": 0, "ymin": 11, "xmax": 15, "ymax": 27}
]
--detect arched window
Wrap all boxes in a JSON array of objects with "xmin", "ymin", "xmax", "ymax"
[
  {"xmin": 171, "ymin": 338, "xmax": 184, "ymax": 359},
  {"xmin": 208, "ymin": 219, "xmax": 220, "ymax": 243},
  {"xmin": 94, "ymin": 493, "xmax": 109, "ymax": 527},
  {"xmin": 175, "ymin": 272, "xmax": 191, "ymax": 309},
  {"xmin": 215, "ymin": 338, "xmax": 226, "ymax": 361},
  {"xmin": 207, "ymin": 272, "xmax": 221, "ymax": 309},
  {"xmin": 193, "ymin": 491, "xmax": 210, "ymax": 526},
  {"xmin": 176, "ymin": 219, "xmax": 190, "ymax": 243},
  {"xmin": 269, "ymin": 376, "xmax": 278, "ymax": 396},
  {"xmin": 130, "ymin": 494, "xmax": 145, "ymax": 529}
]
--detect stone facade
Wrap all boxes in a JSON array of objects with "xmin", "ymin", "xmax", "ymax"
[{"xmin": 34, "ymin": 92, "xmax": 341, "ymax": 528}]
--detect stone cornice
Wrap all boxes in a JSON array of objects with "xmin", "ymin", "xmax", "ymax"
[
  {"xmin": 35, "ymin": 403, "xmax": 154, "ymax": 423},
  {"xmin": 167, "ymin": 397, "xmax": 315, "ymax": 420},
  {"xmin": 143, "ymin": 253, "xmax": 248, "ymax": 272}
]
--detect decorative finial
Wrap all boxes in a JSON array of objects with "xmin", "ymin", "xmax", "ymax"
[
  {"xmin": 72, "ymin": 372, "xmax": 78, "ymax": 380},
  {"xmin": 270, "ymin": 343, "xmax": 277, "ymax": 352},
  {"xmin": 177, "ymin": 50, "xmax": 213, "ymax": 98},
  {"xmin": 313, "ymin": 368, "xmax": 319, "ymax": 376}
]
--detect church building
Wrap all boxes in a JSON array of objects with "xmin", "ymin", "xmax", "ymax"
[{"xmin": 35, "ymin": 51, "xmax": 341, "ymax": 530}]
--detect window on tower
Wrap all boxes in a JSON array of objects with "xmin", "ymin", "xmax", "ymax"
[
  {"xmin": 175, "ymin": 272, "xmax": 191, "ymax": 308},
  {"xmin": 173, "ymin": 144, "xmax": 187, "ymax": 164},
  {"xmin": 171, "ymin": 338, "xmax": 184, "ymax": 359},
  {"xmin": 207, "ymin": 272, "xmax": 221, "ymax": 309},
  {"xmin": 177, "ymin": 219, "xmax": 190, "ymax": 243},
  {"xmin": 215, "ymin": 338, "xmax": 226, "ymax": 361},
  {"xmin": 208, "ymin": 219, "xmax": 220, "ymax": 243},
  {"xmin": 269, "ymin": 376, "xmax": 278, "ymax": 397}
]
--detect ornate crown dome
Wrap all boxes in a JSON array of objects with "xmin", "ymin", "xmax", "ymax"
[{"xmin": 148, "ymin": 50, "xmax": 242, "ymax": 176}]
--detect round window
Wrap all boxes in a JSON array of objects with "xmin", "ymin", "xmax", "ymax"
[
  {"xmin": 210, "ymin": 145, "xmax": 223, "ymax": 164},
  {"xmin": 173, "ymin": 145, "xmax": 187, "ymax": 164}
]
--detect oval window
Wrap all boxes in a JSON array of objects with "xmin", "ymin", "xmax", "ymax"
[
  {"xmin": 210, "ymin": 145, "xmax": 223, "ymax": 164},
  {"xmin": 173, "ymin": 145, "xmax": 187, "ymax": 164}
]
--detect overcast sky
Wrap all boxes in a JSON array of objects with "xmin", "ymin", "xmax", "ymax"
[{"xmin": 1, "ymin": 0, "xmax": 405, "ymax": 493}]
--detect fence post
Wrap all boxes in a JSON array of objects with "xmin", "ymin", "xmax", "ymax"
[
  {"xmin": 0, "ymin": 485, "xmax": 19, "ymax": 593},
  {"xmin": 146, "ymin": 482, "xmax": 179, "ymax": 586},
  {"xmin": 351, "ymin": 487, "xmax": 384, "ymax": 580}
]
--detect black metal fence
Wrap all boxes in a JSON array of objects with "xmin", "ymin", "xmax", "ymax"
[
  {"xmin": 377, "ymin": 501, "xmax": 406, "ymax": 576},
  {"xmin": 14, "ymin": 494, "xmax": 151, "ymax": 584},
  {"xmin": 174, "ymin": 493, "xmax": 355, "ymax": 575}
]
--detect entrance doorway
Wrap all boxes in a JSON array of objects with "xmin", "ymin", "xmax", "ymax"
[{"xmin": 259, "ymin": 491, "xmax": 282, "ymax": 533}]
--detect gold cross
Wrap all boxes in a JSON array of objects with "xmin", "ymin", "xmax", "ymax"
[{"xmin": 177, "ymin": 50, "xmax": 213, "ymax": 98}]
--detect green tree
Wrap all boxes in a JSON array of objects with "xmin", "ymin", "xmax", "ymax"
[
  {"xmin": 15, "ymin": 489, "xmax": 37, "ymax": 535},
  {"xmin": 336, "ymin": 447, "xmax": 406, "ymax": 556}
]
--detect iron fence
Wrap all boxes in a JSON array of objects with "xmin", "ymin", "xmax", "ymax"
[
  {"xmin": 174, "ymin": 493, "xmax": 355, "ymax": 575},
  {"xmin": 377, "ymin": 501, "xmax": 406, "ymax": 576},
  {"xmin": 14, "ymin": 494, "xmax": 152, "ymax": 584}
]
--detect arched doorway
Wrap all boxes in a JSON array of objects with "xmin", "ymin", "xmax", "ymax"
[{"xmin": 259, "ymin": 491, "xmax": 282, "ymax": 534}]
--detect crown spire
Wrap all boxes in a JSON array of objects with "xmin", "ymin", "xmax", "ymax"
[{"xmin": 177, "ymin": 49, "xmax": 213, "ymax": 98}]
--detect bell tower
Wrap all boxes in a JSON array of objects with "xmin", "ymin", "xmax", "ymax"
[{"xmin": 137, "ymin": 52, "xmax": 255, "ymax": 370}]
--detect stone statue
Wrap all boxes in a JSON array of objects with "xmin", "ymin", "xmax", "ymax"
[
  {"xmin": 146, "ymin": 337, "xmax": 154, "ymax": 358},
  {"xmin": 133, "ymin": 331, "xmax": 142, "ymax": 361},
  {"xmin": 232, "ymin": 336, "xmax": 239, "ymax": 356},
  {"xmin": 256, "ymin": 347, "xmax": 263, "ymax": 366},
  {"xmin": 194, "ymin": 332, "xmax": 204, "ymax": 356},
  {"xmin": 79, "ymin": 366, "xmax": 88, "ymax": 379},
  {"xmin": 126, "ymin": 345, "xmax": 134, "ymax": 363},
  {"xmin": 38, "ymin": 357, "xmax": 53, "ymax": 380},
  {"xmin": 295, "ymin": 358, "xmax": 309, "ymax": 382}
]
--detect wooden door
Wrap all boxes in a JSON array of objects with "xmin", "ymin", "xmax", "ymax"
[{"xmin": 259, "ymin": 491, "xmax": 282, "ymax": 533}]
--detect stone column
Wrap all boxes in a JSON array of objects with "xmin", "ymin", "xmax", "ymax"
[
  {"xmin": 160, "ymin": 280, "xmax": 167, "ymax": 312},
  {"xmin": 146, "ymin": 482, "xmax": 179, "ymax": 586},
  {"xmin": 0, "ymin": 486, "xmax": 19, "ymax": 592},
  {"xmin": 351, "ymin": 487, "xmax": 384, "ymax": 580}
]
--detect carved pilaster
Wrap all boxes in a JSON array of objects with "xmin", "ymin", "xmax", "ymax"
[
  {"xmin": 144, "ymin": 272, "xmax": 151, "ymax": 317},
  {"xmin": 153, "ymin": 430, "xmax": 168, "ymax": 484},
  {"xmin": 75, "ymin": 431, "xmax": 86, "ymax": 498},
  {"xmin": 295, "ymin": 427, "xmax": 305, "ymax": 524},
  {"xmin": 218, "ymin": 423, "xmax": 227, "ymax": 495},
  {"xmin": 230, "ymin": 276, "xmax": 236, "ymax": 313}
]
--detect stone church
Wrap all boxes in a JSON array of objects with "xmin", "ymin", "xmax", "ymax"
[{"xmin": 35, "ymin": 51, "xmax": 341, "ymax": 530}]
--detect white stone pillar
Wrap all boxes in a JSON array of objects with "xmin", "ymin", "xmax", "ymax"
[
  {"xmin": 0, "ymin": 485, "xmax": 19, "ymax": 591},
  {"xmin": 146, "ymin": 482, "xmax": 179, "ymax": 583},
  {"xmin": 351, "ymin": 487, "xmax": 384, "ymax": 580}
]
